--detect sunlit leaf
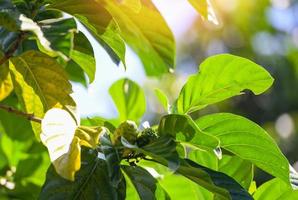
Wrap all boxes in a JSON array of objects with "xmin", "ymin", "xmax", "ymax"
[
  {"xmin": 188, "ymin": 0, "xmax": 219, "ymax": 25},
  {"xmin": 109, "ymin": 78, "xmax": 146, "ymax": 123},
  {"xmin": 0, "ymin": 61, "xmax": 13, "ymax": 101},
  {"xmin": 189, "ymin": 150, "xmax": 254, "ymax": 189},
  {"xmin": 158, "ymin": 114, "xmax": 219, "ymax": 151},
  {"xmin": 9, "ymin": 51, "xmax": 75, "ymax": 138},
  {"xmin": 48, "ymin": 0, "xmax": 126, "ymax": 66},
  {"xmin": 253, "ymin": 178, "xmax": 298, "ymax": 200},
  {"xmin": 103, "ymin": 0, "xmax": 176, "ymax": 76},
  {"xmin": 41, "ymin": 108, "xmax": 104, "ymax": 180},
  {"xmin": 195, "ymin": 113, "xmax": 289, "ymax": 184},
  {"xmin": 39, "ymin": 17, "xmax": 77, "ymax": 58},
  {"xmin": 177, "ymin": 159, "xmax": 253, "ymax": 200},
  {"xmin": 176, "ymin": 54, "xmax": 274, "ymax": 114}
]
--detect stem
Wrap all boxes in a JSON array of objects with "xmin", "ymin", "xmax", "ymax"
[
  {"xmin": 0, "ymin": 104, "xmax": 42, "ymax": 123},
  {"xmin": 0, "ymin": 32, "xmax": 25, "ymax": 66}
]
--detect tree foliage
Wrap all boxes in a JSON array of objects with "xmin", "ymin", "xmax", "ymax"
[{"xmin": 0, "ymin": 0, "xmax": 296, "ymax": 199}]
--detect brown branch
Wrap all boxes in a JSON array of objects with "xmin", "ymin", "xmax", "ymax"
[
  {"xmin": 0, "ymin": 104, "xmax": 42, "ymax": 123},
  {"xmin": 0, "ymin": 32, "xmax": 25, "ymax": 66}
]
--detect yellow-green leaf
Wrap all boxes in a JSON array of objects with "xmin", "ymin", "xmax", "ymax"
[
  {"xmin": 0, "ymin": 61, "xmax": 13, "ymax": 101},
  {"xmin": 41, "ymin": 108, "xmax": 104, "ymax": 180},
  {"xmin": 9, "ymin": 51, "xmax": 75, "ymax": 139}
]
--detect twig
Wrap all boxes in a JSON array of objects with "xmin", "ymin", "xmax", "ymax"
[{"xmin": 0, "ymin": 104, "xmax": 42, "ymax": 123}]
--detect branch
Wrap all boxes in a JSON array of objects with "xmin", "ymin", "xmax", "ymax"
[
  {"xmin": 0, "ymin": 104, "xmax": 42, "ymax": 123},
  {"xmin": 0, "ymin": 32, "xmax": 25, "ymax": 66}
]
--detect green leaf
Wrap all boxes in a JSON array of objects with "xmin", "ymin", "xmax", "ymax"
[
  {"xmin": 177, "ymin": 159, "xmax": 253, "ymax": 200},
  {"xmin": 103, "ymin": 0, "xmax": 176, "ymax": 76},
  {"xmin": 253, "ymin": 178, "xmax": 298, "ymax": 200},
  {"xmin": 9, "ymin": 50, "xmax": 75, "ymax": 139},
  {"xmin": 64, "ymin": 60, "xmax": 88, "ymax": 87},
  {"xmin": 189, "ymin": 150, "xmax": 254, "ymax": 189},
  {"xmin": 122, "ymin": 165, "xmax": 169, "ymax": 200},
  {"xmin": 69, "ymin": 31, "xmax": 96, "ymax": 83},
  {"xmin": 40, "ymin": 148, "xmax": 126, "ymax": 200},
  {"xmin": 49, "ymin": 0, "xmax": 126, "ymax": 66},
  {"xmin": 109, "ymin": 78, "xmax": 146, "ymax": 123},
  {"xmin": 154, "ymin": 88, "xmax": 169, "ymax": 112},
  {"xmin": 159, "ymin": 173, "xmax": 212, "ymax": 200},
  {"xmin": 176, "ymin": 54, "xmax": 274, "ymax": 114},
  {"xmin": 38, "ymin": 17, "xmax": 77, "ymax": 58},
  {"xmin": 195, "ymin": 113, "xmax": 289, "ymax": 183},
  {"xmin": 141, "ymin": 136, "xmax": 180, "ymax": 171},
  {"xmin": 158, "ymin": 114, "xmax": 219, "ymax": 151}
]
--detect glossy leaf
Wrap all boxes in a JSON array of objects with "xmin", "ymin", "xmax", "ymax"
[
  {"xmin": 122, "ymin": 165, "xmax": 169, "ymax": 200},
  {"xmin": 39, "ymin": 17, "xmax": 77, "ymax": 58},
  {"xmin": 109, "ymin": 78, "xmax": 146, "ymax": 123},
  {"xmin": 189, "ymin": 150, "xmax": 254, "ymax": 189},
  {"xmin": 195, "ymin": 113, "xmax": 289, "ymax": 183},
  {"xmin": 103, "ymin": 0, "xmax": 176, "ymax": 76},
  {"xmin": 49, "ymin": 0, "xmax": 126, "ymax": 65},
  {"xmin": 158, "ymin": 114, "xmax": 219, "ymax": 151},
  {"xmin": 176, "ymin": 54, "xmax": 274, "ymax": 114},
  {"xmin": 253, "ymin": 178, "xmax": 298, "ymax": 200},
  {"xmin": 9, "ymin": 51, "xmax": 75, "ymax": 138},
  {"xmin": 177, "ymin": 159, "xmax": 253, "ymax": 200},
  {"xmin": 40, "ymin": 148, "xmax": 126, "ymax": 200}
]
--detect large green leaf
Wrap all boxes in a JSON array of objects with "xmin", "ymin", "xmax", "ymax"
[
  {"xmin": 189, "ymin": 150, "xmax": 254, "ymax": 190},
  {"xmin": 253, "ymin": 178, "xmax": 298, "ymax": 200},
  {"xmin": 195, "ymin": 113, "xmax": 289, "ymax": 183},
  {"xmin": 40, "ymin": 148, "xmax": 126, "ymax": 200},
  {"xmin": 48, "ymin": 0, "xmax": 126, "ymax": 65},
  {"xmin": 176, "ymin": 54, "xmax": 274, "ymax": 114},
  {"xmin": 109, "ymin": 78, "xmax": 146, "ymax": 123},
  {"xmin": 177, "ymin": 159, "xmax": 253, "ymax": 200},
  {"xmin": 122, "ymin": 165, "xmax": 169, "ymax": 200},
  {"xmin": 38, "ymin": 17, "xmax": 77, "ymax": 58},
  {"xmin": 158, "ymin": 114, "xmax": 219, "ymax": 151},
  {"xmin": 160, "ymin": 173, "xmax": 212, "ymax": 200},
  {"xmin": 102, "ymin": 0, "xmax": 176, "ymax": 76},
  {"xmin": 9, "ymin": 51, "xmax": 75, "ymax": 138}
]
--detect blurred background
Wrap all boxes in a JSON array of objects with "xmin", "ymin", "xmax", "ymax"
[
  {"xmin": 72, "ymin": 0, "xmax": 298, "ymax": 185},
  {"xmin": 1, "ymin": 0, "xmax": 298, "ymax": 196}
]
